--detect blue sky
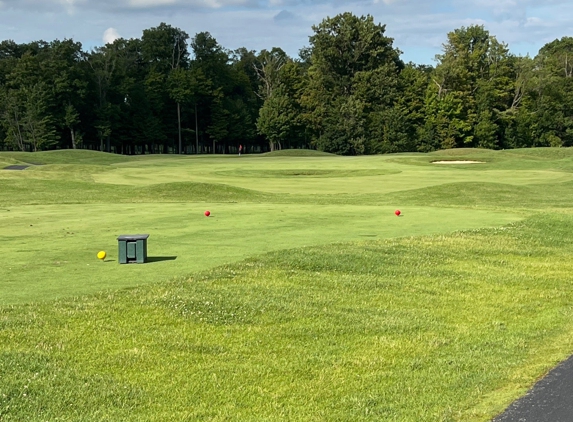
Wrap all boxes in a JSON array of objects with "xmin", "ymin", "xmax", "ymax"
[{"xmin": 0, "ymin": 0, "xmax": 572, "ymax": 64}]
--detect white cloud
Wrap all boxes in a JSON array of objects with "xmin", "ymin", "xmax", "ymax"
[
  {"xmin": 60, "ymin": 0, "xmax": 81, "ymax": 14},
  {"xmin": 0, "ymin": 0, "xmax": 572, "ymax": 64},
  {"xmin": 103, "ymin": 27, "xmax": 120, "ymax": 44},
  {"xmin": 123, "ymin": 0, "xmax": 255, "ymax": 9},
  {"xmin": 128, "ymin": 0, "xmax": 177, "ymax": 7}
]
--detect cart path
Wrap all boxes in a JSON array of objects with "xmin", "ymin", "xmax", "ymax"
[{"xmin": 492, "ymin": 354, "xmax": 573, "ymax": 421}]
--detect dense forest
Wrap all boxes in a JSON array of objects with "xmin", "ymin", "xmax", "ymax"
[{"xmin": 1, "ymin": 13, "xmax": 572, "ymax": 155}]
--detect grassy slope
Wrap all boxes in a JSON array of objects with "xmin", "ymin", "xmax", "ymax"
[
  {"xmin": 1, "ymin": 149, "xmax": 532, "ymax": 303},
  {"xmin": 260, "ymin": 149, "xmax": 336, "ymax": 157},
  {"xmin": 0, "ymin": 203, "xmax": 519, "ymax": 304},
  {"xmin": 2, "ymin": 215, "xmax": 573, "ymax": 421},
  {"xmin": 0, "ymin": 149, "xmax": 135, "ymax": 165},
  {"xmin": 2, "ymin": 148, "xmax": 573, "ymax": 420}
]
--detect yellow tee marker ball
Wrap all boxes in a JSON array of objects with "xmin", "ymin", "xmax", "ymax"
[{"xmin": 97, "ymin": 251, "xmax": 107, "ymax": 260}]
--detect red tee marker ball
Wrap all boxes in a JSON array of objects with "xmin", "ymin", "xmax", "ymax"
[
  {"xmin": 395, "ymin": 210, "xmax": 401, "ymax": 216},
  {"xmin": 204, "ymin": 210, "xmax": 211, "ymax": 217}
]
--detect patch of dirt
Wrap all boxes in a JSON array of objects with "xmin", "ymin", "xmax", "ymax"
[{"xmin": 431, "ymin": 160, "xmax": 485, "ymax": 164}]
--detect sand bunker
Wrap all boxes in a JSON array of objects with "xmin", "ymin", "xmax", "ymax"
[{"xmin": 432, "ymin": 160, "xmax": 485, "ymax": 164}]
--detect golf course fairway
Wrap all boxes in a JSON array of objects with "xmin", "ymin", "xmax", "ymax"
[{"xmin": 1, "ymin": 148, "xmax": 573, "ymax": 421}]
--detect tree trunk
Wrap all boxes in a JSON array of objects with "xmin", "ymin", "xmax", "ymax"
[
  {"xmin": 70, "ymin": 128, "xmax": 77, "ymax": 149},
  {"xmin": 13, "ymin": 110, "xmax": 25, "ymax": 152},
  {"xmin": 177, "ymin": 102, "xmax": 182, "ymax": 154},
  {"xmin": 195, "ymin": 103, "xmax": 199, "ymax": 155}
]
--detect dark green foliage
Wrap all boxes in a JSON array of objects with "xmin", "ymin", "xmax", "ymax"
[
  {"xmin": 256, "ymin": 59, "xmax": 309, "ymax": 151},
  {"xmin": 0, "ymin": 17, "xmax": 571, "ymax": 155},
  {"xmin": 425, "ymin": 25, "xmax": 515, "ymax": 150},
  {"xmin": 301, "ymin": 13, "xmax": 403, "ymax": 155}
]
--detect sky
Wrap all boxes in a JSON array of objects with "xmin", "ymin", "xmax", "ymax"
[{"xmin": 0, "ymin": 0, "xmax": 572, "ymax": 65}]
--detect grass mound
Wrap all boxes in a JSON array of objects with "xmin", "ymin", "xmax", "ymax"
[
  {"xmin": 427, "ymin": 147, "xmax": 573, "ymax": 164},
  {"xmin": 385, "ymin": 181, "xmax": 573, "ymax": 209},
  {"xmin": 0, "ymin": 179, "xmax": 271, "ymax": 207},
  {"xmin": 0, "ymin": 150, "xmax": 133, "ymax": 166},
  {"xmin": 0, "ymin": 157, "xmax": 20, "ymax": 168},
  {"xmin": 260, "ymin": 149, "xmax": 335, "ymax": 157},
  {"xmin": 215, "ymin": 168, "xmax": 401, "ymax": 178},
  {"xmin": 429, "ymin": 148, "xmax": 496, "ymax": 157},
  {"xmin": 500, "ymin": 147, "xmax": 573, "ymax": 160},
  {"xmin": 2, "ymin": 215, "xmax": 573, "ymax": 421},
  {"xmin": 144, "ymin": 182, "xmax": 271, "ymax": 202}
]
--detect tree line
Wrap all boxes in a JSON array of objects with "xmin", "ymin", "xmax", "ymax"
[{"xmin": 1, "ymin": 13, "xmax": 572, "ymax": 155}]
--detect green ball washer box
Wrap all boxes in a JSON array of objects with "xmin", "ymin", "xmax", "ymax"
[{"xmin": 117, "ymin": 234, "xmax": 149, "ymax": 264}]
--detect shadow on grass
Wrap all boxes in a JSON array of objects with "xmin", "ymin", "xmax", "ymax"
[
  {"xmin": 147, "ymin": 256, "xmax": 178, "ymax": 263},
  {"xmin": 3, "ymin": 165, "xmax": 30, "ymax": 170}
]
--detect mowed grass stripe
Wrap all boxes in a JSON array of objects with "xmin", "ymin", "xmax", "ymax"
[
  {"xmin": 0, "ymin": 179, "xmax": 272, "ymax": 206},
  {"xmin": 1, "ymin": 215, "xmax": 573, "ymax": 421},
  {"xmin": 0, "ymin": 203, "xmax": 520, "ymax": 305}
]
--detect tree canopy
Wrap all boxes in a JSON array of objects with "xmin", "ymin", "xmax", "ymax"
[{"xmin": 1, "ymin": 17, "xmax": 572, "ymax": 155}]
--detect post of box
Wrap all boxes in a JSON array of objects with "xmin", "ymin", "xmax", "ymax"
[{"xmin": 117, "ymin": 234, "xmax": 149, "ymax": 264}]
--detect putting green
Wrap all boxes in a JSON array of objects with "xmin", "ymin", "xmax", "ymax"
[
  {"xmin": 91, "ymin": 155, "xmax": 573, "ymax": 195},
  {"xmin": 0, "ymin": 202, "xmax": 521, "ymax": 304}
]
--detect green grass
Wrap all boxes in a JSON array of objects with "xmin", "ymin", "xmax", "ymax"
[
  {"xmin": 0, "ymin": 149, "xmax": 134, "ymax": 165},
  {"xmin": 0, "ymin": 202, "xmax": 519, "ymax": 304},
  {"xmin": 2, "ymin": 148, "xmax": 573, "ymax": 420},
  {"xmin": 261, "ymin": 148, "xmax": 336, "ymax": 157}
]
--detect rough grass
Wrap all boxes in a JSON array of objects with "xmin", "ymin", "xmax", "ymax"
[
  {"xmin": 2, "ymin": 215, "xmax": 573, "ymax": 421},
  {"xmin": 2, "ymin": 148, "xmax": 573, "ymax": 421}
]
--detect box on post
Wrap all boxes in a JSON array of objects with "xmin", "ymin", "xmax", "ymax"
[{"xmin": 117, "ymin": 234, "xmax": 149, "ymax": 264}]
